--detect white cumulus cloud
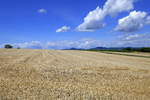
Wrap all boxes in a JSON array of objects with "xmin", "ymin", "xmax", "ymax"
[
  {"xmin": 77, "ymin": 7, "xmax": 106, "ymax": 32},
  {"xmin": 76, "ymin": 0, "xmax": 136, "ymax": 32},
  {"xmin": 56, "ymin": 26, "xmax": 70, "ymax": 32},
  {"xmin": 103, "ymin": 0, "xmax": 134, "ymax": 16},
  {"xmin": 115, "ymin": 11, "xmax": 150, "ymax": 32}
]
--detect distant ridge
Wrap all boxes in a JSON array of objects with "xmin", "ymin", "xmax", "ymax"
[{"xmin": 65, "ymin": 47, "xmax": 150, "ymax": 52}]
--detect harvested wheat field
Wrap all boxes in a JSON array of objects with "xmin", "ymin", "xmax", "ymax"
[{"xmin": 0, "ymin": 49, "xmax": 150, "ymax": 100}]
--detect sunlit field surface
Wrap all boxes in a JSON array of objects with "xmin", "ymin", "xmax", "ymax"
[{"xmin": 0, "ymin": 49, "xmax": 150, "ymax": 100}]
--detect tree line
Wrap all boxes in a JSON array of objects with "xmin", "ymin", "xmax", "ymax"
[
  {"xmin": 4, "ymin": 44, "xmax": 20, "ymax": 49},
  {"xmin": 122, "ymin": 47, "xmax": 150, "ymax": 52}
]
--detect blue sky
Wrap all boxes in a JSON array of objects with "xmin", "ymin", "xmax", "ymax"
[{"xmin": 0, "ymin": 0, "xmax": 150, "ymax": 49}]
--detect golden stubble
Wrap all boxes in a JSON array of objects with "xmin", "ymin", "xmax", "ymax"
[{"xmin": 0, "ymin": 49, "xmax": 150, "ymax": 100}]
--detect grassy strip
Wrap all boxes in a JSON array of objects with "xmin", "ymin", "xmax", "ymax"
[
  {"xmin": 84, "ymin": 50, "xmax": 150, "ymax": 58},
  {"xmin": 102, "ymin": 52, "xmax": 150, "ymax": 58}
]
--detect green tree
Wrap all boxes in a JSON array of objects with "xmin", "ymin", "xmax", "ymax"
[{"xmin": 4, "ymin": 44, "xmax": 13, "ymax": 49}]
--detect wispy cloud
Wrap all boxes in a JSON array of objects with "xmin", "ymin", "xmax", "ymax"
[
  {"xmin": 1, "ymin": 33, "xmax": 150, "ymax": 49},
  {"xmin": 0, "ymin": 39, "xmax": 104, "ymax": 49},
  {"xmin": 56, "ymin": 26, "xmax": 70, "ymax": 32},
  {"xmin": 45, "ymin": 38, "xmax": 105, "ymax": 49},
  {"xmin": 13, "ymin": 41, "xmax": 44, "ymax": 49},
  {"xmin": 111, "ymin": 33, "xmax": 150, "ymax": 47},
  {"xmin": 37, "ymin": 8, "xmax": 47, "ymax": 14}
]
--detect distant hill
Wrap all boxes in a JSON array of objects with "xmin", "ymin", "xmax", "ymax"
[
  {"xmin": 63, "ymin": 48, "xmax": 84, "ymax": 50},
  {"xmin": 66, "ymin": 47, "xmax": 124, "ymax": 50},
  {"xmin": 66, "ymin": 47, "xmax": 150, "ymax": 52}
]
